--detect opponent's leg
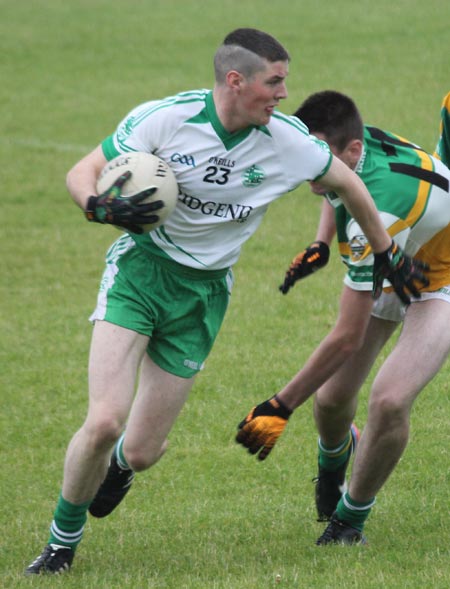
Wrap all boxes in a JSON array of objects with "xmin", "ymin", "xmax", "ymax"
[
  {"xmin": 314, "ymin": 315, "xmax": 398, "ymax": 445},
  {"xmin": 350, "ymin": 299, "xmax": 450, "ymax": 501},
  {"xmin": 327, "ymin": 299, "xmax": 450, "ymax": 542},
  {"xmin": 313, "ymin": 315, "xmax": 398, "ymax": 521}
]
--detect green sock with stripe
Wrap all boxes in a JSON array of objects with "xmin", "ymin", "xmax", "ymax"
[
  {"xmin": 335, "ymin": 491, "xmax": 375, "ymax": 531},
  {"xmin": 318, "ymin": 431, "xmax": 353, "ymax": 471},
  {"xmin": 48, "ymin": 494, "xmax": 90, "ymax": 550}
]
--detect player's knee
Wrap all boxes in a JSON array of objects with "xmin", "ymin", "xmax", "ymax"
[
  {"xmin": 82, "ymin": 415, "xmax": 126, "ymax": 452},
  {"xmin": 369, "ymin": 392, "xmax": 409, "ymax": 426},
  {"xmin": 331, "ymin": 325, "xmax": 366, "ymax": 357},
  {"xmin": 125, "ymin": 439, "xmax": 169, "ymax": 472},
  {"xmin": 316, "ymin": 392, "xmax": 345, "ymax": 414},
  {"xmin": 340, "ymin": 332, "xmax": 366, "ymax": 355},
  {"xmin": 315, "ymin": 386, "xmax": 358, "ymax": 417}
]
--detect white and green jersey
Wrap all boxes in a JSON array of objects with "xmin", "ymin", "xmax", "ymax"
[
  {"xmin": 327, "ymin": 126, "xmax": 450, "ymax": 292},
  {"xmin": 101, "ymin": 89, "xmax": 331, "ymax": 270}
]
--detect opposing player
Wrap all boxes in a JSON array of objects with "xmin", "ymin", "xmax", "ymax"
[
  {"xmin": 26, "ymin": 32, "xmax": 424, "ymax": 574},
  {"xmin": 433, "ymin": 91, "xmax": 450, "ymax": 166},
  {"xmin": 236, "ymin": 90, "xmax": 450, "ymax": 545}
]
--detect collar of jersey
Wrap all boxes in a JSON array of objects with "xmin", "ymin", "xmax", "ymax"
[
  {"xmin": 354, "ymin": 144, "xmax": 367, "ymax": 174},
  {"xmin": 197, "ymin": 91, "xmax": 268, "ymax": 150}
]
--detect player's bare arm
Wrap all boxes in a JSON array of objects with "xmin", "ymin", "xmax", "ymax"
[
  {"xmin": 315, "ymin": 200, "xmax": 337, "ymax": 246},
  {"xmin": 277, "ymin": 287, "xmax": 374, "ymax": 410},
  {"xmin": 66, "ymin": 145, "xmax": 107, "ymax": 210},
  {"xmin": 235, "ymin": 287, "xmax": 374, "ymax": 459}
]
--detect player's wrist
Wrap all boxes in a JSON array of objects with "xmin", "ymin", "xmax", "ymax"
[
  {"xmin": 84, "ymin": 195, "xmax": 101, "ymax": 222},
  {"xmin": 373, "ymin": 240, "xmax": 397, "ymax": 262},
  {"xmin": 373, "ymin": 238, "xmax": 394, "ymax": 256},
  {"xmin": 271, "ymin": 395, "xmax": 293, "ymax": 418}
]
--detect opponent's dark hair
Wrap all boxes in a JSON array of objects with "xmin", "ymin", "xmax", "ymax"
[{"xmin": 294, "ymin": 90, "xmax": 364, "ymax": 151}]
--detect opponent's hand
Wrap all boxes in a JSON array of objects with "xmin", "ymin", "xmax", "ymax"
[
  {"xmin": 85, "ymin": 171, "xmax": 164, "ymax": 234},
  {"xmin": 236, "ymin": 395, "xmax": 292, "ymax": 460},
  {"xmin": 279, "ymin": 241, "xmax": 330, "ymax": 294},
  {"xmin": 373, "ymin": 240, "xmax": 429, "ymax": 304}
]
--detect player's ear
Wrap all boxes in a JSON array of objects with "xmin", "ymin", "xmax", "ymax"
[
  {"xmin": 226, "ymin": 70, "xmax": 244, "ymax": 91},
  {"xmin": 346, "ymin": 139, "xmax": 363, "ymax": 168}
]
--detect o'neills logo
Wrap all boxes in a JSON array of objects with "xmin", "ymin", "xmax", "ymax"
[{"xmin": 180, "ymin": 193, "xmax": 252, "ymax": 223}]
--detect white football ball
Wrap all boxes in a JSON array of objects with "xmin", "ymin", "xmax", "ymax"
[{"xmin": 96, "ymin": 151, "xmax": 178, "ymax": 233}]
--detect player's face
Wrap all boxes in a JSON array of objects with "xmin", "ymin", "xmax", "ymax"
[{"xmin": 238, "ymin": 60, "xmax": 289, "ymax": 127}]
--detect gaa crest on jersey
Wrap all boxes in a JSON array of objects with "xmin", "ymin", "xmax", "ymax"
[
  {"xmin": 242, "ymin": 164, "xmax": 265, "ymax": 187},
  {"xmin": 349, "ymin": 234, "xmax": 369, "ymax": 261}
]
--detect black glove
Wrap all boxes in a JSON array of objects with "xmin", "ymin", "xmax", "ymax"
[
  {"xmin": 279, "ymin": 241, "xmax": 330, "ymax": 294},
  {"xmin": 373, "ymin": 241, "xmax": 429, "ymax": 304},
  {"xmin": 236, "ymin": 395, "xmax": 292, "ymax": 460},
  {"xmin": 85, "ymin": 171, "xmax": 164, "ymax": 234}
]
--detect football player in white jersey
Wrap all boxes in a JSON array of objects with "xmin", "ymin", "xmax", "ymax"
[
  {"xmin": 26, "ymin": 30, "xmax": 426, "ymax": 574},
  {"xmin": 236, "ymin": 90, "xmax": 450, "ymax": 546}
]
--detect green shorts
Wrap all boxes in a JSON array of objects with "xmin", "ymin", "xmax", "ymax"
[{"xmin": 90, "ymin": 235, "xmax": 233, "ymax": 378}]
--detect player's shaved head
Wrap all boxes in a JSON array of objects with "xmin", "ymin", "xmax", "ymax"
[{"xmin": 214, "ymin": 28, "xmax": 290, "ymax": 83}]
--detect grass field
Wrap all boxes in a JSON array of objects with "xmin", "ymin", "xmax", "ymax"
[{"xmin": 1, "ymin": 0, "xmax": 449, "ymax": 587}]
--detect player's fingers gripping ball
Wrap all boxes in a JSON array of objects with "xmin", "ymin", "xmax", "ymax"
[
  {"xmin": 86, "ymin": 152, "xmax": 179, "ymax": 234},
  {"xmin": 236, "ymin": 396, "xmax": 292, "ymax": 460},
  {"xmin": 279, "ymin": 241, "xmax": 330, "ymax": 294},
  {"xmin": 85, "ymin": 171, "xmax": 163, "ymax": 234}
]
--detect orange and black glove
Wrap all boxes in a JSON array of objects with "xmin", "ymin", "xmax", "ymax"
[
  {"xmin": 236, "ymin": 395, "xmax": 292, "ymax": 460},
  {"xmin": 372, "ymin": 241, "xmax": 429, "ymax": 305},
  {"xmin": 279, "ymin": 241, "xmax": 330, "ymax": 294}
]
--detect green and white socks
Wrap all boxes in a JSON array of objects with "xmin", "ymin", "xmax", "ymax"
[
  {"xmin": 49, "ymin": 435, "xmax": 130, "ymax": 550},
  {"xmin": 318, "ymin": 431, "xmax": 353, "ymax": 471},
  {"xmin": 318, "ymin": 428, "xmax": 375, "ymax": 531},
  {"xmin": 49, "ymin": 494, "xmax": 90, "ymax": 550},
  {"xmin": 336, "ymin": 492, "xmax": 375, "ymax": 531},
  {"xmin": 115, "ymin": 433, "xmax": 131, "ymax": 471}
]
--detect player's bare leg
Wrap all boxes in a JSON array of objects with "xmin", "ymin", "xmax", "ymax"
[
  {"xmin": 62, "ymin": 321, "xmax": 149, "ymax": 504},
  {"xmin": 349, "ymin": 298, "xmax": 450, "ymax": 502},
  {"xmin": 313, "ymin": 315, "xmax": 398, "ymax": 520},
  {"xmin": 88, "ymin": 327, "xmax": 195, "ymax": 518},
  {"xmin": 317, "ymin": 299, "xmax": 450, "ymax": 545},
  {"xmin": 123, "ymin": 354, "xmax": 195, "ymax": 470},
  {"xmin": 314, "ymin": 315, "xmax": 398, "ymax": 446},
  {"xmin": 26, "ymin": 320, "xmax": 149, "ymax": 574}
]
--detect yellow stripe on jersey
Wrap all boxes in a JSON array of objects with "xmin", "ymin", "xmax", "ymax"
[
  {"xmin": 338, "ymin": 149, "xmax": 435, "ymax": 263},
  {"xmin": 380, "ymin": 150, "xmax": 434, "ymax": 244}
]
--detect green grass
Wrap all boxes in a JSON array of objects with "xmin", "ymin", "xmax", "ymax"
[{"xmin": 1, "ymin": 0, "xmax": 450, "ymax": 587}]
